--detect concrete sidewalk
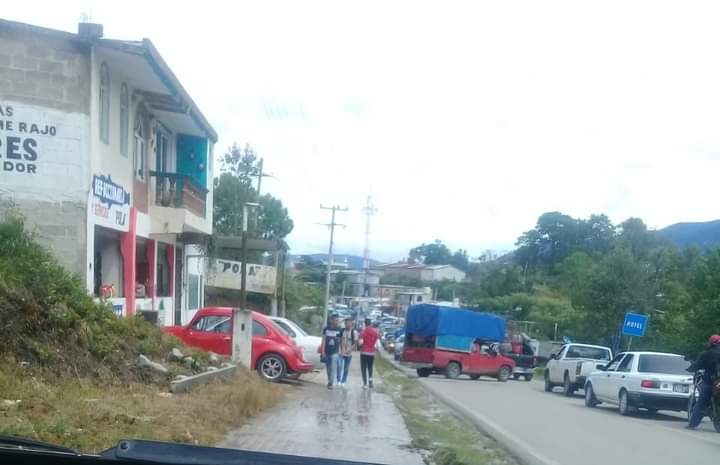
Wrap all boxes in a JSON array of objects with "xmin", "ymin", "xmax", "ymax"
[{"xmin": 221, "ymin": 355, "xmax": 423, "ymax": 465}]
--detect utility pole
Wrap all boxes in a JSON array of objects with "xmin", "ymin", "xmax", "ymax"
[
  {"xmin": 240, "ymin": 202, "xmax": 259, "ymax": 311},
  {"xmin": 318, "ymin": 205, "xmax": 348, "ymax": 326},
  {"xmin": 255, "ymin": 157, "xmax": 277, "ymax": 199}
]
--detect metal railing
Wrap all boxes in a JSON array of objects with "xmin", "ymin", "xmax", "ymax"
[{"xmin": 150, "ymin": 171, "xmax": 208, "ymax": 217}]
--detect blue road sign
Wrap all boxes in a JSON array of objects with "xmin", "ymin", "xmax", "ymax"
[{"xmin": 623, "ymin": 312, "xmax": 648, "ymax": 337}]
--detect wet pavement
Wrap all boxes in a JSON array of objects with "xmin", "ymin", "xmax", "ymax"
[{"xmin": 221, "ymin": 357, "xmax": 423, "ymax": 465}]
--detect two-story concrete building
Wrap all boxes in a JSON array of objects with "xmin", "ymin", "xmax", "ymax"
[
  {"xmin": 0, "ymin": 19, "xmax": 215, "ymax": 325},
  {"xmin": 372, "ymin": 262, "xmax": 467, "ymax": 283}
]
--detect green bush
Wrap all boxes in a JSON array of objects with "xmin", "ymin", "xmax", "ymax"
[{"xmin": 0, "ymin": 216, "xmax": 185, "ymax": 383}]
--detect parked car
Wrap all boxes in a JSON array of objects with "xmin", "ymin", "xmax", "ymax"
[
  {"xmin": 269, "ymin": 316, "xmax": 322, "ymax": 368},
  {"xmin": 163, "ymin": 307, "xmax": 313, "ymax": 382},
  {"xmin": 544, "ymin": 343, "xmax": 613, "ymax": 395},
  {"xmin": 393, "ymin": 334, "xmax": 405, "ymax": 361},
  {"xmin": 584, "ymin": 351, "xmax": 693, "ymax": 415}
]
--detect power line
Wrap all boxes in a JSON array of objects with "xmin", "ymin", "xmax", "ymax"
[{"xmin": 318, "ymin": 205, "xmax": 348, "ymax": 326}]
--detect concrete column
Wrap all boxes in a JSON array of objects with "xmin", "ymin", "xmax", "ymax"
[
  {"xmin": 146, "ymin": 239, "xmax": 156, "ymax": 310},
  {"xmin": 119, "ymin": 207, "xmax": 137, "ymax": 316},
  {"xmin": 232, "ymin": 308, "xmax": 253, "ymax": 368},
  {"xmin": 166, "ymin": 245, "xmax": 176, "ymax": 325},
  {"xmin": 270, "ymin": 297, "xmax": 278, "ymax": 317}
]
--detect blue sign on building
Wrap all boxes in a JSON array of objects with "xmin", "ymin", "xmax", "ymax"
[{"xmin": 623, "ymin": 312, "xmax": 649, "ymax": 337}]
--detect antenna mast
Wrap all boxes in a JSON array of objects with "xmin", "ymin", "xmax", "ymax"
[{"xmin": 362, "ymin": 195, "xmax": 377, "ymax": 270}]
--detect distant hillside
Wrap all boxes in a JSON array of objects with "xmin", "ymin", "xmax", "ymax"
[
  {"xmin": 291, "ymin": 253, "xmax": 380, "ymax": 269},
  {"xmin": 656, "ymin": 220, "xmax": 720, "ymax": 249}
]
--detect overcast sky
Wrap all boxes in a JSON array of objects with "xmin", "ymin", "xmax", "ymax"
[{"xmin": 5, "ymin": 1, "xmax": 720, "ymax": 261}]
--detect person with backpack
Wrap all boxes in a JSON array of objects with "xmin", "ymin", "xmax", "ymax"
[
  {"xmin": 319, "ymin": 313, "xmax": 343, "ymax": 389},
  {"xmin": 337, "ymin": 317, "xmax": 358, "ymax": 387}
]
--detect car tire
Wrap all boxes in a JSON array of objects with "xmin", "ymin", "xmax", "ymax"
[
  {"xmin": 445, "ymin": 362, "xmax": 461, "ymax": 379},
  {"xmin": 619, "ymin": 390, "xmax": 636, "ymax": 416},
  {"xmin": 563, "ymin": 373, "xmax": 575, "ymax": 397},
  {"xmin": 416, "ymin": 368, "xmax": 431, "ymax": 378},
  {"xmin": 584, "ymin": 383, "xmax": 599, "ymax": 407},
  {"xmin": 257, "ymin": 354, "xmax": 287, "ymax": 382},
  {"xmin": 470, "ymin": 374, "xmax": 480, "ymax": 380},
  {"xmin": 544, "ymin": 371, "xmax": 553, "ymax": 392},
  {"xmin": 497, "ymin": 365, "xmax": 512, "ymax": 382},
  {"xmin": 524, "ymin": 374, "xmax": 533, "ymax": 382},
  {"xmin": 512, "ymin": 374, "xmax": 521, "ymax": 381}
]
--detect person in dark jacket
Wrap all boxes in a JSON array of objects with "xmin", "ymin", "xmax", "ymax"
[{"xmin": 686, "ymin": 334, "xmax": 720, "ymax": 429}]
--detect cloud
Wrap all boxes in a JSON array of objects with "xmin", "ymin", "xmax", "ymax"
[{"xmin": 6, "ymin": 1, "xmax": 720, "ymax": 260}]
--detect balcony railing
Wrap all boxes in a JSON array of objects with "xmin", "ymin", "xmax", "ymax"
[{"xmin": 150, "ymin": 171, "xmax": 208, "ymax": 218}]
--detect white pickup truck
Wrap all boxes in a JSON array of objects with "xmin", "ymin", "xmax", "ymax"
[{"xmin": 544, "ymin": 343, "xmax": 612, "ymax": 396}]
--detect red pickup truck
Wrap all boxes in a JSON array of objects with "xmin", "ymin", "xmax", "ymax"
[
  {"xmin": 404, "ymin": 338, "xmax": 516, "ymax": 381},
  {"xmin": 163, "ymin": 307, "xmax": 313, "ymax": 382}
]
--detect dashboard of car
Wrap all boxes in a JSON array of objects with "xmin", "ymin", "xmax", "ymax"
[{"xmin": 0, "ymin": 438, "xmax": 378, "ymax": 465}]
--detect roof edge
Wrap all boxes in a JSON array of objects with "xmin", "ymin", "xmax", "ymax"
[
  {"xmin": 140, "ymin": 38, "xmax": 218, "ymax": 143},
  {"xmin": 0, "ymin": 18, "xmax": 217, "ymax": 143}
]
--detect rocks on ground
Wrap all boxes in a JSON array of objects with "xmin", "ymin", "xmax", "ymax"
[{"xmin": 138, "ymin": 354, "xmax": 168, "ymax": 374}]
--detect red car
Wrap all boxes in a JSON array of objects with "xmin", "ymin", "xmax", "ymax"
[
  {"xmin": 163, "ymin": 307, "xmax": 313, "ymax": 382},
  {"xmin": 403, "ymin": 339, "xmax": 516, "ymax": 381}
]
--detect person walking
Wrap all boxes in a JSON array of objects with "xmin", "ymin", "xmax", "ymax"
[
  {"xmin": 687, "ymin": 334, "xmax": 720, "ymax": 429},
  {"xmin": 337, "ymin": 317, "xmax": 358, "ymax": 387},
  {"xmin": 359, "ymin": 318, "xmax": 380, "ymax": 389},
  {"xmin": 320, "ymin": 314, "xmax": 343, "ymax": 389}
]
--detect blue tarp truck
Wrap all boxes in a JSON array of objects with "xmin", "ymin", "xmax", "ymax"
[{"xmin": 401, "ymin": 304, "xmax": 516, "ymax": 381}]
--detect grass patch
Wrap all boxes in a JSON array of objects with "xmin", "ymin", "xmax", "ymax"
[
  {"xmin": 0, "ymin": 365, "xmax": 285, "ymax": 452},
  {"xmin": 376, "ymin": 358, "xmax": 518, "ymax": 465},
  {"xmin": 0, "ymin": 205, "xmax": 288, "ymax": 452}
]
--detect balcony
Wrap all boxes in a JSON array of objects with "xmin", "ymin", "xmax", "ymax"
[{"xmin": 150, "ymin": 171, "xmax": 208, "ymax": 218}]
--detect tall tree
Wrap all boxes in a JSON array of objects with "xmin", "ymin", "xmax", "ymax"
[
  {"xmin": 409, "ymin": 241, "xmax": 452, "ymax": 265},
  {"xmin": 515, "ymin": 211, "xmax": 580, "ymax": 273},
  {"xmin": 212, "ymin": 172, "xmax": 254, "ymax": 236},
  {"xmin": 257, "ymin": 194, "xmax": 294, "ymax": 240},
  {"xmin": 221, "ymin": 143, "xmax": 259, "ymax": 186},
  {"xmin": 578, "ymin": 214, "xmax": 615, "ymax": 256},
  {"xmin": 617, "ymin": 217, "xmax": 655, "ymax": 258},
  {"xmin": 212, "ymin": 144, "xmax": 293, "ymax": 240},
  {"xmin": 450, "ymin": 249, "xmax": 470, "ymax": 271}
]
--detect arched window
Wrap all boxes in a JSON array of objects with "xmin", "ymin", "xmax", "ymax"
[
  {"xmin": 119, "ymin": 83, "xmax": 129, "ymax": 156},
  {"xmin": 99, "ymin": 63, "xmax": 110, "ymax": 144},
  {"xmin": 133, "ymin": 115, "xmax": 145, "ymax": 180}
]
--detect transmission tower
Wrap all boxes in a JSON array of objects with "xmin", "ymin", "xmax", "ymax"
[{"xmin": 362, "ymin": 195, "xmax": 378, "ymax": 270}]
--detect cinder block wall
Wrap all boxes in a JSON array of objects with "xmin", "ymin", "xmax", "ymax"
[
  {"xmin": 0, "ymin": 23, "xmax": 90, "ymax": 114},
  {"xmin": 0, "ymin": 22, "xmax": 91, "ymax": 279}
]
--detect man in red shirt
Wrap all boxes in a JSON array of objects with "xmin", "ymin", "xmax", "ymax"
[{"xmin": 359, "ymin": 318, "xmax": 380, "ymax": 389}]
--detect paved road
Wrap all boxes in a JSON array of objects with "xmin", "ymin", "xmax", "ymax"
[
  {"xmin": 420, "ymin": 375, "xmax": 720, "ymax": 465},
  {"xmin": 221, "ymin": 360, "xmax": 423, "ymax": 465}
]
